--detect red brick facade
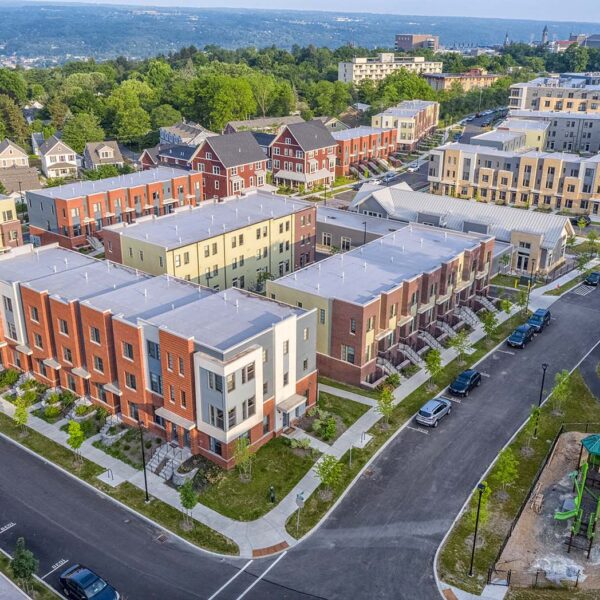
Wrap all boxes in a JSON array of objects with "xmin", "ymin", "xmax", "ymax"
[{"xmin": 334, "ymin": 129, "xmax": 398, "ymax": 177}]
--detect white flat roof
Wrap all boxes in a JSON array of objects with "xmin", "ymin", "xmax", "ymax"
[{"xmin": 317, "ymin": 206, "xmax": 406, "ymax": 237}]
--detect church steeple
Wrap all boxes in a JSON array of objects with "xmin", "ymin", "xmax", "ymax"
[
  {"xmin": 542, "ymin": 25, "xmax": 549, "ymax": 45},
  {"xmin": 504, "ymin": 32, "xmax": 510, "ymax": 47}
]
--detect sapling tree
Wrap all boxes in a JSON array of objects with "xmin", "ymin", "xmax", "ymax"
[
  {"xmin": 179, "ymin": 479, "xmax": 198, "ymax": 529},
  {"xmin": 493, "ymin": 448, "xmax": 519, "ymax": 491},
  {"xmin": 14, "ymin": 395, "xmax": 29, "ymax": 434},
  {"xmin": 10, "ymin": 537, "xmax": 38, "ymax": 594},
  {"xmin": 449, "ymin": 329, "xmax": 473, "ymax": 365},
  {"xmin": 314, "ymin": 454, "xmax": 343, "ymax": 494},
  {"xmin": 233, "ymin": 435, "xmax": 254, "ymax": 481},
  {"xmin": 424, "ymin": 349, "xmax": 442, "ymax": 391},
  {"xmin": 550, "ymin": 369, "xmax": 571, "ymax": 415},
  {"xmin": 67, "ymin": 420, "xmax": 85, "ymax": 463},
  {"xmin": 500, "ymin": 297, "xmax": 513, "ymax": 314},
  {"xmin": 468, "ymin": 481, "xmax": 491, "ymax": 527},
  {"xmin": 480, "ymin": 310, "xmax": 498, "ymax": 343},
  {"xmin": 376, "ymin": 385, "xmax": 394, "ymax": 426}
]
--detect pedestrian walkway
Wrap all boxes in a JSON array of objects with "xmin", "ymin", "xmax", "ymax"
[{"xmin": 0, "ymin": 572, "xmax": 29, "ymax": 600}]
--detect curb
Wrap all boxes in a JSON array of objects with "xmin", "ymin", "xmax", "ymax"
[
  {"xmin": 0, "ymin": 431, "xmax": 241, "ymax": 561},
  {"xmin": 432, "ymin": 335, "xmax": 600, "ymax": 598}
]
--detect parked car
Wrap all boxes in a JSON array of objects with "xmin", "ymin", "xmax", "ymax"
[
  {"xmin": 415, "ymin": 397, "xmax": 452, "ymax": 428},
  {"xmin": 449, "ymin": 369, "xmax": 482, "ymax": 397},
  {"xmin": 570, "ymin": 215, "xmax": 591, "ymax": 227},
  {"xmin": 527, "ymin": 308, "xmax": 551, "ymax": 333},
  {"xmin": 507, "ymin": 324, "xmax": 535, "ymax": 349},
  {"xmin": 406, "ymin": 163, "xmax": 419, "ymax": 173},
  {"xmin": 381, "ymin": 172, "xmax": 397, "ymax": 184},
  {"xmin": 60, "ymin": 565, "xmax": 120, "ymax": 600},
  {"xmin": 585, "ymin": 271, "xmax": 600, "ymax": 286}
]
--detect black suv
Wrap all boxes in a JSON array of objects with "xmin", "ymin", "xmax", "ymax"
[
  {"xmin": 570, "ymin": 215, "xmax": 591, "ymax": 227},
  {"xmin": 527, "ymin": 308, "xmax": 551, "ymax": 333},
  {"xmin": 507, "ymin": 324, "xmax": 535, "ymax": 349},
  {"xmin": 585, "ymin": 272, "xmax": 600, "ymax": 286},
  {"xmin": 60, "ymin": 564, "xmax": 119, "ymax": 600},
  {"xmin": 449, "ymin": 369, "xmax": 482, "ymax": 397}
]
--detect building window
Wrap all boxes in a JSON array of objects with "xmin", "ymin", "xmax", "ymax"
[
  {"xmin": 33, "ymin": 333, "xmax": 43, "ymax": 349},
  {"xmin": 150, "ymin": 372, "xmax": 163, "ymax": 395},
  {"xmin": 242, "ymin": 396, "xmax": 256, "ymax": 420},
  {"xmin": 226, "ymin": 373, "xmax": 235, "ymax": 392},
  {"xmin": 208, "ymin": 371, "xmax": 223, "ymax": 392},
  {"xmin": 228, "ymin": 407, "xmax": 237, "ymax": 429},
  {"xmin": 350, "ymin": 318, "xmax": 356, "ymax": 334},
  {"xmin": 283, "ymin": 372, "xmax": 289, "ymax": 386},
  {"xmin": 322, "ymin": 232, "xmax": 332, "ymax": 246},
  {"xmin": 95, "ymin": 383, "xmax": 107, "ymax": 403},
  {"xmin": 93, "ymin": 355, "xmax": 104, "ymax": 373},
  {"xmin": 167, "ymin": 352, "xmax": 173, "ymax": 371},
  {"xmin": 147, "ymin": 340, "xmax": 160, "ymax": 360},
  {"xmin": 303, "ymin": 358, "xmax": 308, "ymax": 371},
  {"xmin": 209, "ymin": 436, "xmax": 222, "ymax": 455},
  {"xmin": 58, "ymin": 318, "xmax": 68, "ymax": 335},
  {"xmin": 122, "ymin": 342, "xmax": 134, "ymax": 360},
  {"xmin": 263, "ymin": 381, "xmax": 268, "ymax": 396},
  {"xmin": 2, "ymin": 296, "xmax": 12, "ymax": 313},
  {"xmin": 262, "ymin": 348, "xmax": 268, "ymax": 363},
  {"xmin": 241, "ymin": 362, "xmax": 255, "ymax": 383},
  {"xmin": 30, "ymin": 306, "xmax": 39, "ymax": 322},
  {"xmin": 341, "ymin": 237, "xmax": 351, "ymax": 252},
  {"xmin": 90, "ymin": 326, "xmax": 101, "ymax": 344},
  {"xmin": 63, "ymin": 347, "xmax": 72, "ymax": 363},
  {"xmin": 341, "ymin": 345, "xmax": 355, "ymax": 364},
  {"xmin": 283, "ymin": 340, "xmax": 289, "ymax": 355},
  {"xmin": 125, "ymin": 372, "xmax": 137, "ymax": 391},
  {"xmin": 178, "ymin": 357, "xmax": 184, "ymax": 376},
  {"xmin": 319, "ymin": 309, "xmax": 326, "ymax": 324},
  {"xmin": 263, "ymin": 415, "xmax": 270, "ymax": 435},
  {"xmin": 169, "ymin": 384, "xmax": 175, "ymax": 404}
]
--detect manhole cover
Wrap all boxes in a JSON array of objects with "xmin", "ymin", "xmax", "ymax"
[
  {"xmin": 154, "ymin": 533, "xmax": 168, "ymax": 544},
  {"xmin": 362, "ymin": 469, "xmax": 374, "ymax": 479}
]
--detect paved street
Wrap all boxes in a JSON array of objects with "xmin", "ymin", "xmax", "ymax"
[{"xmin": 1, "ymin": 285, "xmax": 599, "ymax": 600}]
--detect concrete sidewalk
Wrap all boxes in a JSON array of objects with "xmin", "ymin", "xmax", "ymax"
[{"xmin": 0, "ymin": 572, "xmax": 29, "ymax": 600}]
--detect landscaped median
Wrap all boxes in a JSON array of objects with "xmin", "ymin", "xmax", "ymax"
[
  {"xmin": 285, "ymin": 311, "xmax": 525, "ymax": 539},
  {"xmin": 437, "ymin": 370, "xmax": 600, "ymax": 595},
  {"xmin": 0, "ymin": 412, "xmax": 239, "ymax": 556},
  {"xmin": 0, "ymin": 550, "xmax": 60, "ymax": 599}
]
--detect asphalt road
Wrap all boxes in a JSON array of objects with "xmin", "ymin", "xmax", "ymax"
[{"xmin": 1, "ymin": 285, "xmax": 600, "ymax": 600}]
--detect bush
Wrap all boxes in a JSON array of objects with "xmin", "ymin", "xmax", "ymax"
[
  {"xmin": 74, "ymin": 404, "xmax": 91, "ymax": 417},
  {"xmin": 145, "ymin": 440, "xmax": 152, "ymax": 449},
  {"xmin": 384, "ymin": 374, "xmax": 401, "ymax": 389},
  {"xmin": 60, "ymin": 391, "xmax": 76, "ymax": 408},
  {"xmin": 44, "ymin": 405, "xmax": 61, "ymax": 419},
  {"xmin": 123, "ymin": 444, "xmax": 131, "ymax": 451},
  {"xmin": 0, "ymin": 369, "xmax": 19, "ymax": 388},
  {"xmin": 47, "ymin": 392, "xmax": 60, "ymax": 405},
  {"xmin": 95, "ymin": 407, "xmax": 109, "ymax": 421},
  {"xmin": 22, "ymin": 390, "xmax": 38, "ymax": 406},
  {"xmin": 290, "ymin": 438, "xmax": 311, "ymax": 450}
]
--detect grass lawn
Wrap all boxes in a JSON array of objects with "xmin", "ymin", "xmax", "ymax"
[
  {"xmin": 198, "ymin": 437, "xmax": 317, "ymax": 521},
  {"xmin": 286, "ymin": 312, "xmax": 525, "ymax": 539},
  {"xmin": 438, "ymin": 370, "xmax": 600, "ymax": 595},
  {"xmin": 318, "ymin": 375, "xmax": 380, "ymax": 400},
  {"xmin": 507, "ymin": 591, "xmax": 599, "ymax": 600},
  {"xmin": 491, "ymin": 274, "xmax": 523, "ymax": 288},
  {"xmin": 317, "ymin": 392, "xmax": 369, "ymax": 428},
  {"xmin": 92, "ymin": 428, "xmax": 161, "ymax": 469},
  {"xmin": 0, "ymin": 551, "xmax": 60, "ymax": 599},
  {"xmin": 60, "ymin": 411, "xmax": 107, "ymax": 439},
  {"xmin": 544, "ymin": 269, "xmax": 593, "ymax": 296},
  {"xmin": 0, "ymin": 412, "xmax": 238, "ymax": 555}
]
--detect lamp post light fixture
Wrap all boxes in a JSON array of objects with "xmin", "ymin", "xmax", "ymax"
[
  {"xmin": 362, "ymin": 221, "xmax": 367, "ymax": 246},
  {"xmin": 468, "ymin": 482, "xmax": 487, "ymax": 578},
  {"xmin": 138, "ymin": 420, "xmax": 150, "ymax": 503},
  {"xmin": 538, "ymin": 363, "xmax": 549, "ymax": 408}
]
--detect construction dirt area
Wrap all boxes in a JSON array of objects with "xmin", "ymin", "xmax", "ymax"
[{"xmin": 496, "ymin": 431, "xmax": 600, "ymax": 590}]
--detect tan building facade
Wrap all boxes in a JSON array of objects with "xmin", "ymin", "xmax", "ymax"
[
  {"xmin": 338, "ymin": 54, "xmax": 443, "ymax": 84},
  {"xmin": 423, "ymin": 68, "xmax": 500, "ymax": 92}
]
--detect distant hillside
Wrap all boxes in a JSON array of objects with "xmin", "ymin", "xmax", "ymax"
[{"xmin": 0, "ymin": 3, "xmax": 599, "ymax": 64}]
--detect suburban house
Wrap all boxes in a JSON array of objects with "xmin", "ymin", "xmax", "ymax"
[
  {"xmin": 0, "ymin": 195, "xmax": 23, "ymax": 249},
  {"xmin": 26, "ymin": 167, "xmax": 203, "ymax": 249},
  {"xmin": 39, "ymin": 136, "xmax": 78, "ymax": 179},
  {"xmin": 102, "ymin": 191, "xmax": 316, "ymax": 290},
  {"xmin": 271, "ymin": 120, "xmax": 337, "ymax": 190},
  {"xmin": 159, "ymin": 121, "xmax": 216, "ymax": 146},
  {"xmin": 139, "ymin": 145, "xmax": 160, "ymax": 170},
  {"xmin": 0, "ymin": 139, "xmax": 29, "ymax": 169},
  {"xmin": 314, "ymin": 116, "xmax": 350, "ymax": 133},
  {"xmin": 191, "ymin": 132, "xmax": 268, "ymax": 200},
  {"xmin": 223, "ymin": 115, "xmax": 304, "ymax": 134},
  {"xmin": 83, "ymin": 141, "xmax": 125, "ymax": 171},
  {"xmin": 157, "ymin": 144, "xmax": 200, "ymax": 170}
]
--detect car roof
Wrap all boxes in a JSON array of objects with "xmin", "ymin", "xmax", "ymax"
[
  {"xmin": 67, "ymin": 566, "xmax": 98, "ymax": 586},
  {"xmin": 533, "ymin": 308, "xmax": 549, "ymax": 316},
  {"xmin": 459, "ymin": 369, "xmax": 477, "ymax": 376},
  {"xmin": 421, "ymin": 398, "xmax": 444, "ymax": 411},
  {"xmin": 514, "ymin": 324, "xmax": 532, "ymax": 332}
]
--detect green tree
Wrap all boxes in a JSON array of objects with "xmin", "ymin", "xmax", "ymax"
[
  {"xmin": 577, "ymin": 217, "xmax": 589, "ymax": 235},
  {"xmin": 114, "ymin": 106, "xmax": 151, "ymax": 142},
  {"xmin": 551, "ymin": 369, "xmax": 571, "ymax": 415},
  {"xmin": 0, "ymin": 68, "xmax": 27, "ymax": 103},
  {"xmin": 566, "ymin": 235, "xmax": 577, "ymax": 253},
  {"xmin": 248, "ymin": 72, "xmax": 277, "ymax": 117},
  {"xmin": 145, "ymin": 59, "xmax": 173, "ymax": 91},
  {"xmin": 46, "ymin": 96, "xmax": 70, "ymax": 129},
  {"xmin": 10, "ymin": 537, "xmax": 38, "ymax": 593},
  {"xmin": 448, "ymin": 329, "xmax": 473, "ymax": 365},
  {"xmin": 0, "ymin": 94, "xmax": 28, "ymax": 144},
  {"xmin": 524, "ymin": 405, "xmax": 541, "ymax": 449},
  {"xmin": 14, "ymin": 395, "xmax": 29, "ymax": 433},
  {"xmin": 179, "ymin": 479, "xmax": 198, "ymax": 528},
  {"xmin": 314, "ymin": 454, "xmax": 343, "ymax": 493},
  {"xmin": 150, "ymin": 104, "xmax": 182, "ymax": 130},
  {"xmin": 576, "ymin": 252, "xmax": 591, "ymax": 273},
  {"xmin": 233, "ymin": 435, "xmax": 254, "ymax": 481},
  {"xmin": 493, "ymin": 448, "xmax": 519, "ymax": 491},
  {"xmin": 376, "ymin": 385, "xmax": 394, "ymax": 426},
  {"xmin": 500, "ymin": 253, "xmax": 511, "ymax": 272},
  {"xmin": 587, "ymin": 229, "xmax": 598, "ymax": 257},
  {"xmin": 62, "ymin": 112, "xmax": 105, "ymax": 154},
  {"xmin": 67, "ymin": 420, "xmax": 85, "ymax": 463},
  {"xmin": 515, "ymin": 289, "xmax": 528, "ymax": 315},
  {"xmin": 480, "ymin": 310, "xmax": 498, "ymax": 342},
  {"xmin": 424, "ymin": 348, "xmax": 442, "ymax": 390}
]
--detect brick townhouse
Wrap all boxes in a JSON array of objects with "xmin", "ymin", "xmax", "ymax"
[
  {"xmin": 0, "ymin": 243, "xmax": 317, "ymax": 468},
  {"xmin": 271, "ymin": 120, "xmax": 337, "ymax": 190},
  {"xmin": 191, "ymin": 132, "xmax": 268, "ymax": 200},
  {"xmin": 268, "ymin": 224, "xmax": 494, "ymax": 388},
  {"xmin": 26, "ymin": 167, "xmax": 203, "ymax": 249}
]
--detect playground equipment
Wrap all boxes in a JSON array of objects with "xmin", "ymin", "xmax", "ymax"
[{"xmin": 554, "ymin": 435, "xmax": 600, "ymax": 558}]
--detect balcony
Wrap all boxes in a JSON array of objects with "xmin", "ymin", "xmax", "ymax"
[{"xmin": 417, "ymin": 297, "xmax": 435, "ymax": 314}]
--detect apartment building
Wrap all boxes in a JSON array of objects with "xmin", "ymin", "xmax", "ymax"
[
  {"xmin": 509, "ymin": 74, "xmax": 600, "ymax": 112},
  {"xmin": 102, "ymin": 191, "xmax": 316, "ymax": 290},
  {"xmin": 331, "ymin": 127, "xmax": 397, "ymax": 177},
  {"xmin": 271, "ymin": 120, "xmax": 337, "ymax": 190},
  {"xmin": 422, "ymin": 68, "xmax": 500, "ymax": 92},
  {"xmin": 338, "ymin": 54, "xmax": 443, "ymax": 84},
  {"xmin": 39, "ymin": 136, "xmax": 78, "ymax": 179},
  {"xmin": 0, "ymin": 243, "xmax": 318, "ymax": 468},
  {"xmin": 506, "ymin": 110, "xmax": 600, "ymax": 153},
  {"xmin": 267, "ymin": 225, "xmax": 494, "ymax": 387},
  {"xmin": 349, "ymin": 184, "xmax": 574, "ymax": 275},
  {"xmin": 395, "ymin": 34, "xmax": 439, "ymax": 52},
  {"xmin": 371, "ymin": 100, "xmax": 439, "ymax": 152},
  {"xmin": 0, "ymin": 195, "xmax": 23, "ymax": 250},
  {"xmin": 0, "ymin": 139, "xmax": 29, "ymax": 169},
  {"xmin": 26, "ymin": 167, "xmax": 203, "ymax": 249},
  {"xmin": 428, "ymin": 141, "xmax": 600, "ymax": 215},
  {"xmin": 470, "ymin": 130, "xmax": 527, "ymax": 152},
  {"xmin": 495, "ymin": 117, "xmax": 550, "ymax": 151},
  {"xmin": 159, "ymin": 121, "xmax": 216, "ymax": 146},
  {"xmin": 223, "ymin": 116, "xmax": 304, "ymax": 134},
  {"xmin": 191, "ymin": 132, "xmax": 268, "ymax": 200}
]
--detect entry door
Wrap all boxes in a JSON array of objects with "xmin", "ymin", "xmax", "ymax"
[
  {"xmin": 283, "ymin": 412, "xmax": 290, "ymax": 428},
  {"xmin": 171, "ymin": 423, "xmax": 179, "ymax": 444},
  {"xmin": 183, "ymin": 430, "xmax": 191, "ymax": 448},
  {"xmin": 517, "ymin": 254, "xmax": 529, "ymax": 271}
]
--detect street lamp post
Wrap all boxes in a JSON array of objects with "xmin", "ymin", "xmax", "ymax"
[
  {"xmin": 138, "ymin": 421, "xmax": 150, "ymax": 503},
  {"xmin": 17, "ymin": 180, "xmax": 24, "ymax": 218},
  {"xmin": 525, "ymin": 258, "xmax": 536, "ymax": 314},
  {"xmin": 468, "ymin": 483, "xmax": 486, "ymax": 577},
  {"xmin": 538, "ymin": 363, "xmax": 549, "ymax": 408}
]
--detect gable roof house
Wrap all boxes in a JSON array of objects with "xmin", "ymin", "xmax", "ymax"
[
  {"xmin": 39, "ymin": 136, "xmax": 78, "ymax": 179},
  {"xmin": 159, "ymin": 121, "xmax": 216, "ymax": 146},
  {"xmin": 0, "ymin": 139, "xmax": 29, "ymax": 169},
  {"xmin": 83, "ymin": 141, "xmax": 124, "ymax": 170},
  {"xmin": 0, "ymin": 138, "xmax": 39, "ymax": 194}
]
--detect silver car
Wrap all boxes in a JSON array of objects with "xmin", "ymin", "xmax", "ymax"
[{"xmin": 415, "ymin": 397, "xmax": 452, "ymax": 428}]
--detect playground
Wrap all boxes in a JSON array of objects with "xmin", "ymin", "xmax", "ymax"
[{"xmin": 496, "ymin": 431, "xmax": 600, "ymax": 589}]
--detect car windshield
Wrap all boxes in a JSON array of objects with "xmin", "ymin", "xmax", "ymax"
[
  {"xmin": 512, "ymin": 331, "xmax": 524, "ymax": 339},
  {"xmin": 84, "ymin": 578, "xmax": 107, "ymax": 598},
  {"xmin": 529, "ymin": 316, "xmax": 542, "ymax": 323},
  {"xmin": 418, "ymin": 409, "xmax": 432, "ymax": 418},
  {"xmin": 456, "ymin": 373, "xmax": 470, "ymax": 382}
]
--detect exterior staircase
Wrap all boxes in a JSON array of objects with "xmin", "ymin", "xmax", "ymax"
[
  {"xmin": 147, "ymin": 442, "xmax": 189, "ymax": 481},
  {"xmin": 367, "ymin": 160, "xmax": 382, "ymax": 174},
  {"xmin": 437, "ymin": 320, "xmax": 457, "ymax": 339},
  {"xmin": 456, "ymin": 305, "xmax": 481, "ymax": 328},
  {"xmin": 477, "ymin": 295, "xmax": 498, "ymax": 313},
  {"xmin": 350, "ymin": 165, "xmax": 367, "ymax": 180},
  {"xmin": 375, "ymin": 157, "xmax": 391, "ymax": 170},
  {"xmin": 86, "ymin": 235, "xmax": 103, "ymax": 251},
  {"xmin": 376, "ymin": 355, "xmax": 401, "ymax": 376},
  {"xmin": 418, "ymin": 330, "xmax": 443, "ymax": 351},
  {"xmin": 398, "ymin": 343, "xmax": 425, "ymax": 368}
]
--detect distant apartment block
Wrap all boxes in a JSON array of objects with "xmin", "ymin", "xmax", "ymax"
[
  {"xmin": 423, "ymin": 68, "xmax": 500, "ymax": 92},
  {"xmin": 102, "ymin": 191, "xmax": 316, "ymax": 291},
  {"xmin": 428, "ymin": 142, "xmax": 600, "ymax": 214},
  {"xmin": 371, "ymin": 100, "xmax": 439, "ymax": 152},
  {"xmin": 469, "ymin": 130, "xmax": 527, "ymax": 152},
  {"xmin": 0, "ymin": 244, "xmax": 317, "ymax": 468},
  {"xmin": 0, "ymin": 139, "xmax": 29, "ymax": 169},
  {"xmin": 509, "ymin": 74, "xmax": 600, "ymax": 112},
  {"xmin": 495, "ymin": 117, "xmax": 550, "ymax": 151},
  {"xmin": 395, "ymin": 34, "xmax": 439, "ymax": 52},
  {"xmin": 268, "ymin": 225, "xmax": 494, "ymax": 387},
  {"xmin": 26, "ymin": 167, "xmax": 203, "ymax": 249},
  {"xmin": 223, "ymin": 116, "xmax": 304, "ymax": 134},
  {"xmin": 338, "ymin": 53, "xmax": 443, "ymax": 84},
  {"xmin": 331, "ymin": 126, "xmax": 397, "ymax": 177},
  {"xmin": 0, "ymin": 195, "xmax": 23, "ymax": 249},
  {"xmin": 159, "ymin": 121, "xmax": 216, "ymax": 146},
  {"xmin": 271, "ymin": 121, "xmax": 337, "ymax": 190}
]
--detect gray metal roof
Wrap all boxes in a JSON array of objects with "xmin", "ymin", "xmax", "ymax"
[
  {"xmin": 205, "ymin": 132, "xmax": 266, "ymax": 168},
  {"xmin": 273, "ymin": 224, "xmax": 486, "ymax": 305},
  {"xmin": 105, "ymin": 190, "xmax": 309, "ymax": 250},
  {"xmin": 283, "ymin": 120, "xmax": 336, "ymax": 152},
  {"xmin": 350, "ymin": 185, "xmax": 573, "ymax": 250},
  {"xmin": 470, "ymin": 130, "xmax": 524, "ymax": 143},
  {"xmin": 84, "ymin": 141, "xmax": 124, "ymax": 166},
  {"xmin": 499, "ymin": 117, "xmax": 551, "ymax": 131},
  {"xmin": 331, "ymin": 126, "xmax": 393, "ymax": 141}
]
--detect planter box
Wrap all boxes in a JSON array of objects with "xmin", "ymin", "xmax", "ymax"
[
  {"xmin": 172, "ymin": 467, "xmax": 198, "ymax": 488},
  {"xmin": 0, "ymin": 397, "xmax": 15, "ymax": 417},
  {"xmin": 71, "ymin": 409, "xmax": 97, "ymax": 423},
  {"xmin": 100, "ymin": 427, "xmax": 128, "ymax": 447}
]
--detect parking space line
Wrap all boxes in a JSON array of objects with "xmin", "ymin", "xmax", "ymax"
[
  {"xmin": 496, "ymin": 350, "xmax": 515, "ymax": 356},
  {"xmin": 41, "ymin": 558, "xmax": 68, "ymax": 580},
  {"xmin": 236, "ymin": 552, "xmax": 287, "ymax": 600},
  {"xmin": 447, "ymin": 397, "xmax": 462, "ymax": 404},
  {"xmin": 0, "ymin": 522, "xmax": 16, "ymax": 534},
  {"xmin": 480, "ymin": 372, "xmax": 491, "ymax": 378},
  {"xmin": 208, "ymin": 560, "xmax": 253, "ymax": 600},
  {"xmin": 406, "ymin": 426, "xmax": 429, "ymax": 435}
]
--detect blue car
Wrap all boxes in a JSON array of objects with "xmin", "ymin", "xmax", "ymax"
[
  {"xmin": 507, "ymin": 324, "xmax": 535, "ymax": 349},
  {"xmin": 527, "ymin": 308, "xmax": 551, "ymax": 333},
  {"xmin": 60, "ymin": 564, "xmax": 120, "ymax": 600}
]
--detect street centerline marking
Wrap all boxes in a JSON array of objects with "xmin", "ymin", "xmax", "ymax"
[
  {"xmin": 41, "ymin": 558, "xmax": 68, "ymax": 580},
  {"xmin": 208, "ymin": 560, "xmax": 253, "ymax": 600}
]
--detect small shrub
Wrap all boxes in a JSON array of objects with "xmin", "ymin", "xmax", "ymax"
[
  {"xmin": 44, "ymin": 404, "xmax": 61, "ymax": 419},
  {"xmin": 145, "ymin": 440, "xmax": 152, "ymax": 449},
  {"xmin": 0, "ymin": 369, "xmax": 19, "ymax": 388},
  {"xmin": 60, "ymin": 390, "xmax": 76, "ymax": 407},
  {"xmin": 74, "ymin": 404, "xmax": 91, "ymax": 417},
  {"xmin": 321, "ymin": 416, "xmax": 337, "ymax": 441},
  {"xmin": 290, "ymin": 438, "xmax": 311, "ymax": 450},
  {"xmin": 47, "ymin": 392, "xmax": 61, "ymax": 405},
  {"xmin": 384, "ymin": 373, "xmax": 401, "ymax": 389},
  {"xmin": 123, "ymin": 444, "xmax": 131, "ymax": 451},
  {"xmin": 22, "ymin": 390, "xmax": 37, "ymax": 406},
  {"xmin": 95, "ymin": 407, "xmax": 109, "ymax": 421},
  {"xmin": 155, "ymin": 437, "xmax": 162, "ymax": 444}
]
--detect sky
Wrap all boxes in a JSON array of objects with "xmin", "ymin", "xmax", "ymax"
[{"xmin": 24, "ymin": 0, "xmax": 600, "ymax": 23}]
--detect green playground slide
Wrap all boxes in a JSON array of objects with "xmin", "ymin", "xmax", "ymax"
[{"xmin": 555, "ymin": 509, "xmax": 579, "ymax": 520}]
